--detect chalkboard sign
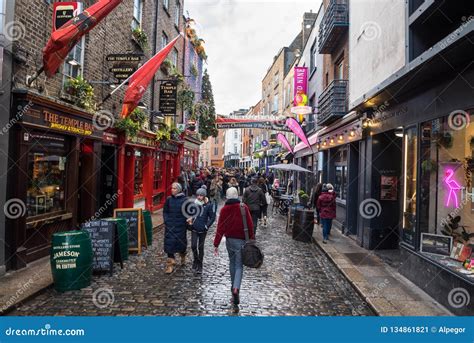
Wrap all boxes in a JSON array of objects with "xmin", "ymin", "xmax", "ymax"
[
  {"xmin": 82, "ymin": 220, "xmax": 116, "ymax": 274},
  {"xmin": 114, "ymin": 208, "xmax": 147, "ymax": 254}
]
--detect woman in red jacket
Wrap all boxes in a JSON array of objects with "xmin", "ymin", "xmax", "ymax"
[
  {"xmin": 214, "ymin": 187, "xmax": 254, "ymax": 309},
  {"xmin": 317, "ymin": 183, "xmax": 336, "ymax": 244}
]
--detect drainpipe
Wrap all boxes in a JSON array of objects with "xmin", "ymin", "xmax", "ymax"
[{"xmin": 150, "ymin": 0, "xmax": 159, "ymax": 112}]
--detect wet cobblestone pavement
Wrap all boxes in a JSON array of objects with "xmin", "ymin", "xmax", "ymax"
[{"xmin": 9, "ymin": 211, "xmax": 374, "ymax": 316}]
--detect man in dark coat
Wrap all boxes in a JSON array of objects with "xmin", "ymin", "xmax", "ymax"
[
  {"xmin": 242, "ymin": 177, "xmax": 266, "ymax": 236},
  {"xmin": 163, "ymin": 182, "xmax": 188, "ymax": 274}
]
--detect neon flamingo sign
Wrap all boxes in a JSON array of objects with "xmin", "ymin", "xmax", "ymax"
[{"xmin": 444, "ymin": 169, "xmax": 462, "ymax": 208}]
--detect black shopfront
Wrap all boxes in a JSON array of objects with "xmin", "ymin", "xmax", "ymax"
[{"xmin": 6, "ymin": 90, "xmax": 103, "ymax": 270}]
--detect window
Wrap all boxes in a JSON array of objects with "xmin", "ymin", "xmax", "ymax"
[
  {"xmin": 214, "ymin": 137, "xmax": 218, "ymax": 144},
  {"xmin": 335, "ymin": 57, "xmax": 344, "ymax": 80},
  {"xmin": 0, "ymin": 0, "xmax": 5, "ymax": 37},
  {"xmin": 175, "ymin": 1, "xmax": 180, "ymax": 26},
  {"xmin": 214, "ymin": 147, "xmax": 218, "ymax": 155},
  {"xmin": 153, "ymin": 153, "xmax": 163, "ymax": 190},
  {"xmin": 161, "ymin": 32, "xmax": 168, "ymax": 50},
  {"xmin": 273, "ymin": 71, "xmax": 279, "ymax": 85},
  {"xmin": 402, "ymin": 126, "xmax": 418, "ymax": 246},
  {"xmin": 310, "ymin": 41, "xmax": 317, "ymax": 73},
  {"xmin": 334, "ymin": 146, "xmax": 348, "ymax": 201},
  {"xmin": 272, "ymin": 94, "xmax": 279, "ymax": 113},
  {"xmin": 163, "ymin": 0, "xmax": 169, "ymax": 11},
  {"xmin": 172, "ymin": 48, "xmax": 178, "ymax": 67},
  {"xmin": 27, "ymin": 133, "xmax": 67, "ymax": 218},
  {"xmin": 63, "ymin": 36, "xmax": 84, "ymax": 80},
  {"xmin": 234, "ymin": 144, "xmax": 238, "ymax": 154},
  {"xmin": 234, "ymin": 131, "xmax": 238, "ymax": 139},
  {"xmin": 132, "ymin": 0, "xmax": 143, "ymax": 29},
  {"xmin": 134, "ymin": 151, "xmax": 143, "ymax": 196}
]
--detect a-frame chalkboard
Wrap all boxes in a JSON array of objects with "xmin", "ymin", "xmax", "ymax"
[{"xmin": 114, "ymin": 208, "xmax": 147, "ymax": 254}]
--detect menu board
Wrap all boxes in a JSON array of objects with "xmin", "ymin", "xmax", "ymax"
[
  {"xmin": 114, "ymin": 208, "xmax": 147, "ymax": 254},
  {"xmin": 82, "ymin": 220, "xmax": 116, "ymax": 274}
]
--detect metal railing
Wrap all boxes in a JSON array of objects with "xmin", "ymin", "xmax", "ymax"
[
  {"xmin": 317, "ymin": 79, "xmax": 348, "ymax": 125},
  {"xmin": 318, "ymin": 0, "xmax": 349, "ymax": 54}
]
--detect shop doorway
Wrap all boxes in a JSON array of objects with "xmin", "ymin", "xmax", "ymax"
[{"xmin": 98, "ymin": 145, "xmax": 118, "ymax": 218}]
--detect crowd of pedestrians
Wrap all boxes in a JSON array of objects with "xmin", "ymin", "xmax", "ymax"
[{"xmin": 163, "ymin": 167, "xmax": 273, "ymax": 311}]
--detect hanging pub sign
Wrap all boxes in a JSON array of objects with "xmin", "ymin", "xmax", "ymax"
[
  {"xmin": 159, "ymin": 81, "xmax": 178, "ymax": 116},
  {"xmin": 53, "ymin": 2, "xmax": 81, "ymax": 32},
  {"xmin": 160, "ymin": 141, "xmax": 180, "ymax": 154}
]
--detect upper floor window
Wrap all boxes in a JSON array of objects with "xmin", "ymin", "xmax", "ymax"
[
  {"xmin": 273, "ymin": 71, "xmax": 279, "ymax": 85},
  {"xmin": 272, "ymin": 94, "xmax": 279, "ymax": 113},
  {"xmin": 172, "ymin": 48, "xmax": 178, "ymax": 67},
  {"xmin": 310, "ymin": 41, "xmax": 317, "ymax": 73},
  {"xmin": 234, "ymin": 131, "xmax": 238, "ymax": 139},
  {"xmin": 63, "ymin": 36, "xmax": 84, "ymax": 80},
  {"xmin": 214, "ymin": 137, "xmax": 218, "ymax": 144},
  {"xmin": 0, "ymin": 0, "xmax": 5, "ymax": 38},
  {"xmin": 175, "ymin": 1, "xmax": 180, "ymax": 27},
  {"xmin": 132, "ymin": 0, "xmax": 143, "ymax": 30},
  {"xmin": 163, "ymin": 0, "xmax": 169, "ymax": 11},
  {"xmin": 161, "ymin": 32, "xmax": 168, "ymax": 50},
  {"xmin": 335, "ymin": 57, "xmax": 344, "ymax": 80}
]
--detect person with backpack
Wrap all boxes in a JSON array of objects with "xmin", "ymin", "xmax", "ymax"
[
  {"xmin": 242, "ymin": 177, "xmax": 266, "ymax": 235},
  {"xmin": 187, "ymin": 187, "xmax": 216, "ymax": 274},
  {"xmin": 317, "ymin": 183, "xmax": 337, "ymax": 244},
  {"xmin": 214, "ymin": 187, "xmax": 254, "ymax": 310}
]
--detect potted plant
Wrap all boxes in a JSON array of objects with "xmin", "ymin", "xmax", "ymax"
[
  {"xmin": 131, "ymin": 27, "xmax": 148, "ymax": 50},
  {"xmin": 114, "ymin": 116, "xmax": 141, "ymax": 138},
  {"xmin": 63, "ymin": 76, "xmax": 96, "ymax": 112},
  {"xmin": 421, "ymin": 159, "xmax": 438, "ymax": 174},
  {"xmin": 300, "ymin": 193, "xmax": 310, "ymax": 207}
]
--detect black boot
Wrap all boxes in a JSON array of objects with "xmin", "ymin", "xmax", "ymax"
[
  {"xmin": 192, "ymin": 259, "xmax": 198, "ymax": 272},
  {"xmin": 197, "ymin": 260, "xmax": 203, "ymax": 274},
  {"xmin": 232, "ymin": 288, "xmax": 240, "ymax": 305}
]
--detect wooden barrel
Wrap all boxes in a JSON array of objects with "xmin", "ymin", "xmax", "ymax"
[
  {"xmin": 50, "ymin": 231, "xmax": 93, "ymax": 292},
  {"xmin": 104, "ymin": 218, "xmax": 129, "ymax": 261},
  {"xmin": 292, "ymin": 209, "xmax": 315, "ymax": 243},
  {"xmin": 142, "ymin": 210, "xmax": 153, "ymax": 245}
]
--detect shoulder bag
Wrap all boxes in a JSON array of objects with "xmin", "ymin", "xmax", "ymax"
[{"xmin": 239, "ymin": 203, "xmax": 264, "ymax": 268}]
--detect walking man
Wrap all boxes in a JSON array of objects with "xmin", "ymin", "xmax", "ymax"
[{"xmin": 243, "ymin": 177, "xmax": 266, "ymax": 235}]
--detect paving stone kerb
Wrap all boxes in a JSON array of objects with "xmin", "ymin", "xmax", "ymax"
[{"xmin": 9, "ymin": 214, "xmax": 374, "ymax": 316}]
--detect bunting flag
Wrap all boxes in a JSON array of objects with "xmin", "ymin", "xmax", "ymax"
[
  {"xmin": 286, "ymin": 117, "xmax": 311, "ymax": 149},
  {"xmin": 277, "ymin": 133, "xmax": 293, "ymax": 153},
  {"xmin": 43, "ymin": 0, "xmax": 123, "ymax": 77},
  {"xmin": 120, "ymin": 35, "xmax": 181, "ymax": 118}
]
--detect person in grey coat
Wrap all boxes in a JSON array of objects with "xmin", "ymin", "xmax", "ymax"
[{"xmin": 242, "ymin": 177, "xmax": 266, "ymax": 235}]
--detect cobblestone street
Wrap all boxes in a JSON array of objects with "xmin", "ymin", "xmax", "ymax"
[{"xmin": 9, "ymin": 211, "xmax": 374, "ymax": 316}]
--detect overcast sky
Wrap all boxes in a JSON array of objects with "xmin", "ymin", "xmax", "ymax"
[{"xmin": 185, "ymin": 0, "xmax": 322, "ymax": 116}]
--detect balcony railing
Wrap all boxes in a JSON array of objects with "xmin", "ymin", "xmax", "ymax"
[
  {"xmin": 318, "ymin": 0, "xmax": 349, "ymax": 54},
  {"xmin": 317, "ymin": 79, "xmax": 348, "ymax": 126}
]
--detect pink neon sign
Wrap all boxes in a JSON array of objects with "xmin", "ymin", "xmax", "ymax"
[{"xmin": 444, "ymin": 169, "xmax": 462, "ymax": 208}]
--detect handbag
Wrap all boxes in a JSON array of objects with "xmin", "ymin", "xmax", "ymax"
[
  {"xmin": 239, "ymin": 203, "xmax": 264, "ymax": 268},
  {"xmin": 265, "ymin": 192, "xmax": 272, "ymax": 205}
]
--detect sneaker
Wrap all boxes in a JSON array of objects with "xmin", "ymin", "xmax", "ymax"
[
  {"xmin": 263, "ymin": 216, "xmax": 267, "ymax": 226},
  {"xmin": 322, "ymin": 240, "xmax": 327, "ymax": 244}
]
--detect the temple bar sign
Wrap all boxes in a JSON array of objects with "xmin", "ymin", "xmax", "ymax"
[{"xmin": 159, "ymin": 82, "xmax": 178, "ymax": 116}]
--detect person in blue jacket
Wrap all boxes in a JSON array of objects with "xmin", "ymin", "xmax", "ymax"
[
  {"xmin": 163, "ymin": 183, "xmax": 188, "ymax": 274},
  {"xmin": 187, "ymin": 187, "xmax": 216, "ymax": 274}
]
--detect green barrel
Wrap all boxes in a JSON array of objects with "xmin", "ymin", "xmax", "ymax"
[
  {"xmin": 143, "ymin": 210, "xmax": 153, "ymax": 246},
  {"xmin": 50, "ymin": 230, "xmax": 93, "ymax": 292},
  {"xmin": 104, "ymin": 218, "xmax": 129, "ymax": 261}
]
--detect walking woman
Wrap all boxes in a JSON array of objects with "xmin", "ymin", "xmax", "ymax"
[
  {"xmin": 163, "ymin": 183, "xmax": 189, "ymax": 273},
  {"xmin": 209, "ymin": 174, "xmax": 223, "ymax": 212},
  {"xmin": 214, "ymin": 187, "xmax": 254, "ymax": 310},
  {"xmin": 188, "ymin": 187, "xmax": 216, "ymax": 274},
  {"xmin": 258, "ymin": 176, "xmax": 269, "ymax": 227},
  {"xmin": 317, "ymin": 183, "xmax": 337, "ymax": 244}
]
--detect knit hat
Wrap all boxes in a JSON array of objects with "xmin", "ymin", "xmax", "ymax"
[
  {"xmin": 201, "ymin": 185, "xmax": 207, "ymax": 190},
  {"xmin": 196, "ymin": 188, "xmax": 207, "ymax": 197},
  {"xmin": 326, "ymin": 183, "xmax": 334, "ymax": 192},
  {"xmin": 226, "ymin": 187, "xmax": 239, "ymax": 200},
  {"xmin": 172, "ymin": 182, "xmax": 182, "ymax": 193}
]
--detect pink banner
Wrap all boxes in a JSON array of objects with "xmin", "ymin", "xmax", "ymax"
[
  {"xmin": 277, "ymin": 133, "xmax": 293, "ymax": 153},
  {"xmin": 293, "ymin": 67, "xmax": 308, "ymax": 105},
  {"xmin": 286, "ymin": 117, "xmax": 311, "ymax": 149}
]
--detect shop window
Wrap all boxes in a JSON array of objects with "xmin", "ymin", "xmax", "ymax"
[
  {"xmin": 27, "ymin": 134, "xmax": 67, "ymax": 218},
  {"xmin": 134, "ymin": 151, "xmax": 143, "ymax": 196},
  {"xmin": 402, "ymin": 126, "xmax": 418, "ymax": 246},
  {"xmin": 417, "ymin": 111, "xmax": 474, "ymax": 277},
  {"xmin": 153, "ymin": 152, "xmax": 163, "ymax": 191},
  {"xmin": 334, "ymin": 147, "xmax": 348, "ymax": 200}
]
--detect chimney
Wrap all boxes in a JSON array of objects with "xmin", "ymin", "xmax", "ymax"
[{"xmin": 302, "ymin": 11, "xmax": 317, "ymax": 46}]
